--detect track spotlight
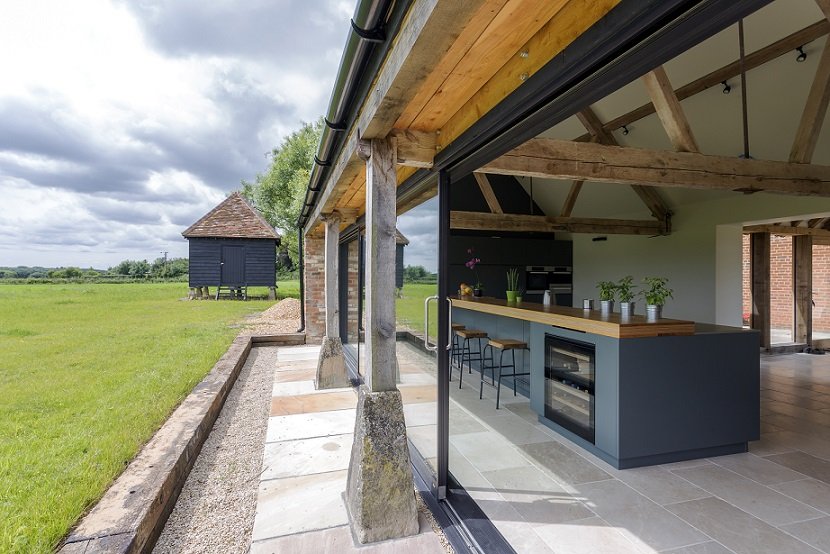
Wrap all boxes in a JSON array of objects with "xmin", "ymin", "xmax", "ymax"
[
  {"xmin": 796, "ymin": 46, "xmax": 807, "ymax": 63},
  {"xmin": 621, "ymin": 125, "xmax": 630, "ymax": 136},
  {"xmin": 721, "ymin": 81, "xmax": 731, "ymax": 94}
]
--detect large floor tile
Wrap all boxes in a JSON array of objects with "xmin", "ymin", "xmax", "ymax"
[
  {"xmin": 270, "ymin": 390, "xmax": 356, "ymax": 416},
  {"xmin": 480, "ymin": 413, "xmax": 553, "ymax": 445},
  {"xmin": 534, "ymin": 516, "xmax": 648, "ymax": 554},
  {"xmin": 666, "ymin": 496, "xmax": 821, "ymax": 554},
  {"xmin": 403, "ymin": 401, "xmax": 437, "ymax": 427},
  {"xmin": 613, "ymin": 466, "xmax": 710, "ymax": 506},
  {"xmin": 749, "ymin": 431, "xmax": 801, "ymax": 457},
  {"xmin": 662, "ymin": 541, "xmax": 734, "ymax": 554},
  {"xmin": 780, "ymin": 516, "xmax": 830, "ymax": 553},
  {"xmin": 672, "ymin": 464, "xmax": 821, "ymax": 526},
  {"xmin": 262, "ymin": 434, "xmax": 352, "ymax": 479},
  {"xmin": 252, "ymin": 470, "xmax": 348, "ymax": 541},
  {"xmin": 482, "ymin": 466, "xmax": 593, "ymax": 525},
  {"xmin": 576, "ymin": 480, "xmax": 708, "ymax": 551},
  {"xmin": 764, "ymin": 451, "xmax": 830, "ymax": 484},
  {"xmin": 519, "ymin": 441, "xmax": 612, "ymax": 485},
  {"xmin": 450, "ymin": 432, "xmax": 530, "ymax": 472},
  {"xmin": 273, "ymin": 367, "xmax": 317, "ymax": 383},
  {"xmin": 708, "ymin": 452, "xmax": 807, "ymax": 485},
  {"xmin": 266, "ymin": 409, "xmax": 356, "ymax": 442},
  {"xmin": 271, "ymin": 379, "xmax": 317, "ymax": 397},
  {"xmin": 770, "ymin": 477, "xmax": 830, "ymax": 513},
  {"xmin": 407, "ymin": 424, "xmax": 438, "ymax": 460}
]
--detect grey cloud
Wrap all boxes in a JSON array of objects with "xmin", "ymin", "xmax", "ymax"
[{"xmin": 120, "ymin": 0, "xmax": 350, "ymax": 70}]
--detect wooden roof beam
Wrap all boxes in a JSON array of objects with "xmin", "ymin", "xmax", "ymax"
[
  {"xmin": 744, "ymin": 224, "xmax": 830, "ymax": 237},
  {"xmin": 480, "ymin": 138, "xmax": 830, "ymax": 196},
  {"xmin": 450, "ymin": 211, "xmax": 665, "ymax": 235},
  {"xmin": 580, "ymin": 20, "xmax": 830, "ymax": 140},
  {"xmin": 642, "ymin": 66, "xmax": 700, "ymax": 153},
  {"xmin": 790, "ymin": 38, "xmax": 830, "ymax": 163},
  {"xmin": 577, "ymin": 106, "xmax": 670, "ymax": 221},
  {"xmin": 472, "ymin": 172, "xmax": 503, "ymax": 214},
  {"xmin": 817, "ymin": 0, "xmax": 830, "ymax": 21},
  {"xmin": 560, "ymin": 181, "xmax": 583, "ymax": 217},
  {"xmin": 391, "ymin": 128, "xmax": 437, "ymax": 168}
]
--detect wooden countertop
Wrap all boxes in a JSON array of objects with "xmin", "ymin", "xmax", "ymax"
[{"xmin": 451, "ymin": 296, "xmax": 695, "ymax": 339}]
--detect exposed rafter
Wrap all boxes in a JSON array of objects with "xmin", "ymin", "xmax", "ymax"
[
  {"xmin": 575, "ymin": 21, "xmax": 830, "ymax": 141},
  {"xmin": 744, "ymin": 224, "xmax": 830, "ymax": 237},
  {"xmin": 641, "ymin": 67, "xmax": 700, "ymax": 153},
  {"xmin": 576, "ymin": 107, "xmax": 670, "ymax": 222},
  {"xmin": 560, "ymin": 181, "xmax": 583, "ymax": 217},
  {"xmin": 473, "ymin": 172, "xmax": 503, "ymax": 214},
  {"xmin": 790, "ymin": 38, "xmax": 830, "ymax": 164},
  {"xmin": 817, "ymin": 0, "xmax": 830, "ymax": 21},
  {"xmin": 391, "ymin": 128, "xmax": 437, "ymax": 168},
  {"xmin": 480, "ymin": 138, "xmax": 830, "ymax": 196},
  {"xmin": 450, "ymin": 211, "xmax": 666, "ymax": 235}
]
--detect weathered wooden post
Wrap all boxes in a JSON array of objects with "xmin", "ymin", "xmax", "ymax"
[
  {"xmin": 267, "ymin": 286, "xmax": 276, "ymax": 301},
  {"xmin": 315, "ymin": 212, "xmax": 349, "ymax": 389},
  {"xmin": 345, "ymin": 137, "xmax": 418, "ymax": 543}
]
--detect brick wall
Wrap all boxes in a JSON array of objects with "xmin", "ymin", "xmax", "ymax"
[
  {"xmin": 303, "ymin": 235, "xmax": 325, "ymax": 342},
  {"xmin": 741, "ymin": 234, "xmax": 830, "ymax": 333},
  {"xmin": 814, "ymin": 244, "xmax": 830, "ymax": 334}
]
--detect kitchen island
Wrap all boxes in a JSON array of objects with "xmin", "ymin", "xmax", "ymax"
[{"xmin": 451, "ymin": 296, "xmax": 760, "ymax": 469}]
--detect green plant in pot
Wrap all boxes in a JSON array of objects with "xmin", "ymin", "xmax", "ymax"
[
  {"xmin": 642, "ymin": 276, "xmax": 673, "ymax": 320},
  {"xmin": 506, "ymin": 267, "xmax": 520, "ymax": 302},
  {"xmin": 617, "ymin": 275, "xmax": 637, "ymax": 318},
  {"xmin": 596, "ymin": 280, "xmax": 617, "ymax": 314}
]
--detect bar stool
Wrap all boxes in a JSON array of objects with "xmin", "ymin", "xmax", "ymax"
[
  {"xmin": 480, "ymin": 338, "xmax": 529, "ymax": 409},
  {"xmin": 455, "ymin": 328, "xmax": 488, "ymax": 389},
  {"xmin": 449, "ymin": 323, "xmax": 465, "ymax": 380}
]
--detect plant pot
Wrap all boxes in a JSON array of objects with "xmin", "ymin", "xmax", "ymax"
[
  {"xmin": 582, "ymin": 299, "xmax": 594, "ymax": 310},
  {"xmin": 646, "ymin": 304, "xmax": 662, "ymax": 320},
  {"xmin": 516, "ymin": 296, "xmax": 522, "ymax": 303},
  {"xmin": 506, "ymin": 290, "xmax": 518, "ymax": 302},
  {"xmin": 600, "ymin": 300, "xmax": 614, "ymax": 314},
  {"xmin": 473, "ymin": 288, "xmax": 483, "ymax": 297},
  {"xmin": 619, "ymin": 301, "xmax": 635, "ymax": 318}
]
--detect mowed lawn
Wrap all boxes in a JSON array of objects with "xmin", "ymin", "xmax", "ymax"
[
  {"xmin": 396, "ymin": 282, "xmax": 437, "ymax": 338},
  {"xmin": 0, "ymin": 283, "xmax": 279, "ymax": 552}
]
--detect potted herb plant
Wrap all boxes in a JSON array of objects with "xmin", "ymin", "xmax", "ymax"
[
  {"xmin": 642, "ymin": 276, "xmax": 673, "ymax": 320},
  {"xmin": 506, "ymin": 267, "xmax": 520, "ymax": 302},
  {"xmin": 617, "ymin": 275, "xmax": 637, "ymax": 318},
  {"xmin": 596, "ymin": 280, "xmax": 617, "ymax": 314},
  {"xmin": 465, "ymin": 249, "xmax": 483, "ymax": 297}
]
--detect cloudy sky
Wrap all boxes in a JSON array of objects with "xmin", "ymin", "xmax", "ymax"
[{"xmin": 0, "ymin": 0, "xmax": 356, "ymax": 268}]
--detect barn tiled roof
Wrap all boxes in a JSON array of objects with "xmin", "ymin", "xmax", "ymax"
[
  {"xmin": 395, "ymin": 230, "xmax": 409, "ymax": 245},
  {"xmin": 182, "ymin": 192, "xmax": 280, "ymax": 240}
]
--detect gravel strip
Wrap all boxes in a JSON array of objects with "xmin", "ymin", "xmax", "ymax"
[
  {"xmin": 241, "ymin": 298, "xmax": 301, "ymax": 335},
  {"xmin": 153, "ymin": 346, "xmax": 278, "ymax": 554}
]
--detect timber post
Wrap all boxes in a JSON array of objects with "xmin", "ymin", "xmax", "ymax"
[
  {"xmin": 345, "ymin": 136, "xmax": 418, "ymax": 543},
  {"xmin": 315, "ymin": 212, "xmax": 349, "ymax": 389}
]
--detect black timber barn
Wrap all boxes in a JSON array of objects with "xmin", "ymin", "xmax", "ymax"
[{"xmin": 182, "ymin": 193, "xmax": 280, "ymax": 297}]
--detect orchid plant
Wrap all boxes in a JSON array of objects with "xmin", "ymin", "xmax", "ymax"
[{"xmin": 465, "ymin": 248, "xmax": 483, "ymax": 289}]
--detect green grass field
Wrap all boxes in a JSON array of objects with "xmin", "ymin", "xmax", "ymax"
[
  {"xmin": 396, "ymin": 282, "xmax": 437, "ymax": 338},
  {"xmin": 0, "ymin": 282, "xmax": 294, "ymax": 552}
]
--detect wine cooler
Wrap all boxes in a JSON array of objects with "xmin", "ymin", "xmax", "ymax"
[{"xmin": 544, "ymin": 334, "xmax": 596, "ymax": 443}]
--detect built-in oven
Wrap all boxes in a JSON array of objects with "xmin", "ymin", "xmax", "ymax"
[
  {"xmin": 544, "ymin": 334, "xmax": 595, "ymax": 443},
  {"xmin": 525, "ymin": 266, "xmax": 551, "ymax": 293}
]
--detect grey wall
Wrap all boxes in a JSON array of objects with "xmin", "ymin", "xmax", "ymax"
[{"xmin": 188, "ymin": 237, "xmax": 276, "ymax": 287}]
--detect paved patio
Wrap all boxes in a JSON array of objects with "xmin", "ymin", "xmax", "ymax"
[{"xmin": 249, "ymin": 344, "xmax": 446, "ymax": 553}]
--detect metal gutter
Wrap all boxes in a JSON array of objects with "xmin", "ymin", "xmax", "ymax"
[{"xmin": 297, "ymin": 0, "xmax": 411, "ymax": 229}]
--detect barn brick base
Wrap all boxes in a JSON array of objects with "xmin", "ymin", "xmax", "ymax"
[{"xmin": 303, "ymin": 235, "xmax": 325, "ymax": 343}]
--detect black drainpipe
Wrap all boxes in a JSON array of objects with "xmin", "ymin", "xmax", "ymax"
[
  {"xmin": 296, "ymin": 0, "xmax": 410, "ymax": 328},
  {"xmin": 296, "ymin": 232, "xmax": 305, "ymax": 333}
]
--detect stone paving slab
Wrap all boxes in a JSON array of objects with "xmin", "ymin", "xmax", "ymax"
[
  {"xmin": 252, "ymin": 470, "xmax": 350, "ymax": 541},
  {"xmin": 262, "ymin": 434, "xmax": 353, "ymax": 479},
  {"xmin": 266, "ymin": 409, "xmax": 357, "ymax": 443},
  {"xmin": 270, "ymin": 390, "xmax": 357, "ymax": 416},
  {"xmin": 251, "ymin": 515, "xmax": 439, "ymax": 554}
]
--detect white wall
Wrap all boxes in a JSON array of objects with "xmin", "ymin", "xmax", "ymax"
[{"xmin": 571, "ymin": 193, "xmax": 830, "ymax": 325}]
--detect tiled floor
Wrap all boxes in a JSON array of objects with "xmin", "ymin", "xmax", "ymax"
[
  {"xmin": 250, "ymin": 344, "xmax": 445, "ymax": 553},
  {"xmin": 396, "ymin": 340, "xmax": 830, "ymax": 554}
]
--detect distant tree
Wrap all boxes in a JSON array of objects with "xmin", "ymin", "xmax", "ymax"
[
  {"xmin": 83, "ymin": 268, "xmax": 100, "ymax": 278},
  {"xmin": 112, "ymin": 260, "xmax": 133, "ymax": 275},
  {"xmin": 128, "ymin": 260, "xmax": 150, "ymax": 277},
  {"xmin": 403, "ymin": 265, "xmax": 429, "ymax": 282},
  {"xmin": 0, "ymin": 269, "xmax": 15, "ymax": 279},
  {"xmin": 240, "ymin": 118, "xmax": 323, "ymax": 267}
]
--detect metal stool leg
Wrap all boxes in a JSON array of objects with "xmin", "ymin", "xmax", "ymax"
[{"xmin": 512, "ymin": 349, "xmax": 518, "ymax": 396}]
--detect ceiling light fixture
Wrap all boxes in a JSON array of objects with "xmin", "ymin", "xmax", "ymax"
[
  {"xmin": 621, "ymin": 125, "xmax": 630, "ymax": 136},
  {"xmin": 721, "ymin": 81, "xmax": 731, "ymax": 94},
  {"xmin": 796, "ymin": 46, "xmax": 807, "ymax": 62}
]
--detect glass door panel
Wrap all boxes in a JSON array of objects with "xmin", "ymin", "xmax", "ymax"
[{"xmin": 396, "ymin": 195, "xmax": 439, "ymax": 477}]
